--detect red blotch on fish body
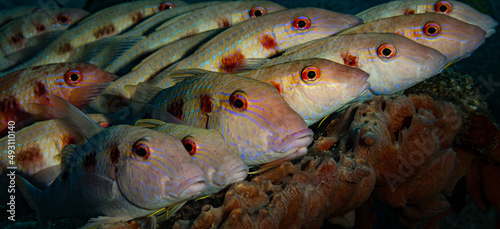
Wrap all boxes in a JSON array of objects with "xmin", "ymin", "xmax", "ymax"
[
  {"xmin": 341, "ymin": 52, "xmax": 358, "ymax": 68},
  {"xmin": 56, "ymin": 43, "xmax": 73, "ymax": 55},
  {"xmin": 10, "ymin": 32, "xmax": 25, "ymax": 47},
  {"xmin": 110, "ymin": 146, "xmax": 120, "ymax": 165},
  {"xmin": 219, "ymin": 50, "xmax": 245, "ymax": 73},
  {"xmin": 270, "ymin": 81, "xmax": 283, "ymax": 94},
  {"xmin": 217, "ymin": 17, "xmax": 231, "ymax": 29},
  {"xmin": 34, "ymin": 81, "xmax": 47, "ymax": 97},
  {"xmin": 94, "ymin": 24, "xmax": 116, "ymax": 39},
  {"xmin": 35, "ymin": 24, "xmax": 46, "ymax": 33},
  {"xmin": 259, "ymin": 33, "xmax": 276, "ymax": 50},
  {"xmin": 167, "ymin": 100, "xmax": 184, "ymax": 120},
  {"xmin": 61, "ymin": 134, "xmax": 76, "ymax": 146},
  {"xmin": 404, "ymin": 8, "xmax": 415, "ymax": 15},
  {"xmin": 200, "ymin": 94, "xmax": 213, "ymax": 114},
  {"xmin": 131, "ymin": 12, "xmax": 144, "ymax": 24},
  {"xmin": 0, "ymin": 96, "xmax": 30, "ymax": 130},
  {"xmin": 16, "ymin": 145, "xmax": 43, "ymax": 168}
]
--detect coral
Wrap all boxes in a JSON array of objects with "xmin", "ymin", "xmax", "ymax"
[
  {"xmin": 310, "ymin": 94, "xmax": 462, "ymax": 227},
  {"xmin": 171, "ymin": 156, "xmax": 375, "ymax": 229}
]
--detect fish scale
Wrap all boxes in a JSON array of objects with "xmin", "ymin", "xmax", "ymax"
[
  {"xmin": 6, "ymin": 0, "xmax": 187, "ymax": 73},
  {"xmin": 156, "ymin": 7, "xmax": 362, "ymax": 78},
  {"xmin": 140, "ymin": 73, "xmax": 313, "ymax": 165},
  {"xmin": 261, "ymin": 33, "xmax": 447, "ymax": 102},
  {"xmin": 0, "ymin": 8, "xmax": 89, "ymax": 71},
  {"xmin": 104, "ymin": 1, "xmax": 286, "ymax": 73},
  {"xmin": 355, "ymin": 0, "xmax": 497, "ymax": 37},
  {"xmin": 341, "ymin": 12, "xmax": 486, "ymax": 64},
  {"xmin": 90, "ymin": 29, "xmax": 222, "ymax": 113}
]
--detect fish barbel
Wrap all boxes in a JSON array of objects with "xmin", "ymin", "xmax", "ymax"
[
  {"xmin": 341, "ymin": 12, "xmax": 486, "ymax": 64},
  {"xmin": 17, "ymin": 96, "xmax": 207, "ymax": 228},
  {"xmin": 0, "ymin": 8, "xmax": 89, "ymax": 71},
  {"xmin": 7, "ymin": 0, "xmax": 187, "ymax": 73},
  {"xmin": 159, "ymin": 7, "xmax": 362, "ymax": 75},
  {"xmin": 355, "ymin": 0, "xmax": 497, "ymax": 37},
  {"xmin": 261, "ymin": 33, "xmax": 447, "ymax": 102},
  {"xmin": 90, "ymin": 29, "xmax": 223, "ymax": 114},
  {"xmin": 162, "ymin": 58, "xmax": 370, "ymax": 126},
  {"xmin": 0, "ymin": 63, "xmax": 116, "ymax": 138},
  {"xmin": 134, "ymin": 73, "xmax": 313, "ymax": 166},
  {"xmin": 104, "ymin": 1, "xmax": 286, "ymax": 73}
]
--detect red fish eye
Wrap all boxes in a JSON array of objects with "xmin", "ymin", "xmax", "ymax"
[
  {"xmin": 423, "ymin": 21, "xmax": 441, "ymax": 36},
  {"xmin": 57, "ymin": 13, "xmax": 71, "ymax": 25},
  {"xmin": 98, "ymin": 121, "xmax": 110, "ymax": 128},
  {"xmin": 435, "ymin": 1, "xmax": 452, "ymax": 14},
  {"xmin": 230, "ymin": 91, "xmax": 248, "ymax": 111},
  {"xmin": 160, "ymin": 2, "xmax": 175, "ymax": 11},
  {"xmin": 249, "ymin": 6, "xmax": 267, "ymax": 18},
  {"xmin": 301, "ymin": 66, "xmax": 321, "ymax": 82},
  {"xmin": 377, "ymin": 43, "xmax": 397, "ymax": 59},
  {"xmin": 182, "ymin": 137, "xmax": 197, "ymax": 155},
  {"xmin": 133, "ymin": 142, "xmax": 150, "ymax": 159},
  {"xmin": 64, "ymin": 69, "xmax": 83, "ymax": 85},
  {"xmin": 292, "ymin": 16, "xmax": 311, "ymax": 30}
]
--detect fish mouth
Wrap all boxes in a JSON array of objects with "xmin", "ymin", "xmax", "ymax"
[
  {"xmin": 277, "ymin": 128, "xmax": 314, "ymax": 153},
  {"xmin": 176, "ymin": 175, "xmax": 207, "ymax": 199},
  {"xmin": 214, "ymin": 164, "xmax": 249, "ymax": 186}
]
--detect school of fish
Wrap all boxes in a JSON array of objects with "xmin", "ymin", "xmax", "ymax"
[{"xmin": 0, "ymin": 0, "xmax": 496, "ymax": 228}]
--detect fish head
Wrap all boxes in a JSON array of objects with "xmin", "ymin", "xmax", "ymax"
[
  {"xmin": 87, "ymin": 113, "xmax": 112, "ymax": 128},
  {"xmin": 352, "ymin": 33, "xmax": 447, "ymax": 95},
  {"xmin": 180, "ymin": 129, "xmax": 248, "ymax": 193},
  {"xmin": 225, "ymin": 1, "xmax": 286, "ymax": 23},
  {"xmin": 272, "ymin": 8, "xmax": 362, "ymax": 51},
  {"xmin": 395, "ymin": 13, "xmax": 486, "ymax": 64},
  {"xmin": 443, "ymin": 1, "xmax": 497, "ymax": 37},
  {"xmin": 115, "ymin": 126, "xmax": 206, "ymax": 209},
  {"xmin": 266, "ymin": 58, "xmax": 370, "ymax": 125},
  {"xmin": 46, "ymin": 8, "xmax": 90, "ymax": 29},
  {"xmin": 210, "ymin": 76, "xmax": 313, "ymax": 165}
]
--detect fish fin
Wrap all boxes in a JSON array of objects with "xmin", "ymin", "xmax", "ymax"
[
  {"xmin": 81, "ymin": 216, "xmax": 132, "ymax": 229},
  {"xmin": 30, "ymin": 165, "xmax": 61, "ymax": 188},
  {"xmin": 135, "ymin": 118, "xmax": 166, "ymax": 128},
  {"xmin": 164, "ymin": 68, "xmax": 211, "ymax": 83},
  {"xmin": 82, "ymin": 173, "xmax": 118, "ymax": 204},
  {"xmin": 232, "ymin": 58, "xmax": 270, "ymax": 73},
  {"xmin": 49, "ymin": 95, "xmax": 104, "ymax": 139},
  {"xmin": 90, "ymin": 36, "xmax": 144, "ymax": 69},
  {"xmin": 32, "ymin": 30, "xmax": 66, "ymax": 49},
  {"xmin": 69, "ymin": 82, "xmax": 113, "ymax": 110},
  {"xmin": 145, "ymin": 104, "xmax": 188, "ymax": 125},
  {"xmin": 25, "ymin": 103, "xmax": 60, "ymax": 119},
  {"xmin": 3, "ymin": 46, "xmax": 40, "ymax": 64},
  {"xmin": 128, "ymin": 82, "xmax": 163, "ymax": 116},
  {"xmin": 16, "ymin": 175, "xmax": 42, "ymax": 212},
  {"xmin": 154, "ymin": 201, "xmax": 187, "ymax": 222},
  {"xmin": 60, "ymin": 144, "xmax": 79, "ymax": 170}
]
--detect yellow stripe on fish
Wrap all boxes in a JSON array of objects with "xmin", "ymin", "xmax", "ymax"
[
  {"xmin": 355, "ymin": 0, "xmax": 497, "ymax": 37},
  {"xmin": 104, "ymin": 1, "xmax": 287, "ymax": 73},
  {"xmin": 341, "ymin": 12, "xmax": 486, "ymax": 65}
]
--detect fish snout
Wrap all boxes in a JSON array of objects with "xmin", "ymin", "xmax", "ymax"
[
  {"xmin": 277, "ymin": 128, "xmax": 314, "ymax": 153},
  {"xmin": 213, "ymin": 164, "xmax": 249, "ymax": 187},
  {"xmin": 175, "ymin": 174, "xmax": 207, "ymax": 199}
]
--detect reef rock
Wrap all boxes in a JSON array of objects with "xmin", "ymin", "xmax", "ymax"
[{"xmin": 311, "ymin": 94, "xmax": 462, "ymax": 227}]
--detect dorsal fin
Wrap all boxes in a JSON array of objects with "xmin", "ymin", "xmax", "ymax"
[{"xmin": 135, "ymin": 119, "xmax": 167, "ymax": 128}]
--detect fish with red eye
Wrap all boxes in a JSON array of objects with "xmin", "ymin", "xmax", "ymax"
[
  {"xmin": 133, "ymin": 141, "xmax": 151, "ymax": 160},
  {"xmin": 160, "ymin": 2, "xmax": 175, "ymax": 11},
  {"xmin": 182, "ymin": 136, "xmax": 197, "ymax": 155},
  {"xmin": 57, "ymin": 13, "xmax": 71, "ymax": 25},
  {"xmin": 230, "ymin": 91, "xmax": 248, "ymax": 111},
  {"xmin": 377, "ymin": 43, "xmax": 397, "ymax": 59},
  {"xmin": 435, "ymin": 1, "xmax": 453, "ymax": 14},
  {"xmin": 423, "ymin": 21, "xmax": 441, "ymax": 36},
  {"xmin": 249, "ymin": 6, "xmax": 267, "ymax": 18},
  {"xmin": 301, "ymin": 66, "xmax": 321, "ymax": 82},
  {"xmin": 292, "ymin": 16, "xmax": 311, "ymax": 30},
  {"xmin": 64, "ymin": 69, "xmax": 84, "ymax": 85}
]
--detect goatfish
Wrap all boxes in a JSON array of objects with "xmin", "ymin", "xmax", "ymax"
[
  {"xmin": 0, "ymin": 62, "xmax": 117, "ymax": 137},
  {"xmin": 260, "ymin": 33, "xmax": 447, "ymax": 103},
  {"xmin": 131, "ymin": 73, "xmax": 314, "ymax": 166},
  {"xmin": 0, "ymin": 5, "xmax": 41, "ymax": 27},
  {"xmin": 104, "ymin": 1, "xmax": 287, "ymax": 74},
  {"xmin": 341, "ymin": 12, "xmax": 486, "ymax": 65},
  {"xmin": 157, "ymin": 58, "xmax": 370, "ymax": 126},
  {"xmin": 355, "ymin": 0, "xmax": 497, "ymax": 37},
  {"xmin": 16, "ymin": 95, "xmax": 207, "ymax": 228},
  {"xmin": 90, "ymin": 29, "xmax": 223, "ymax": 114},
  {"xmin": 6, "ymin": 0, "xmax": 187, "ymax": 73},
  {"xmin": 0, "ymin": 8, "xmax": 90, "ymax": 71},
  {"xmin": 0, "ymin": 114, "xmax": 110, "ymax": 188},
  {"xmin": 161, "ymin": 7, "xmax": 363, "ymax": 75}
]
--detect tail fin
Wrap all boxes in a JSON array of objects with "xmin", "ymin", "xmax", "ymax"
[{"xmin": 16, "ymin": 175, "xmax": 42, "ymax": 212}]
